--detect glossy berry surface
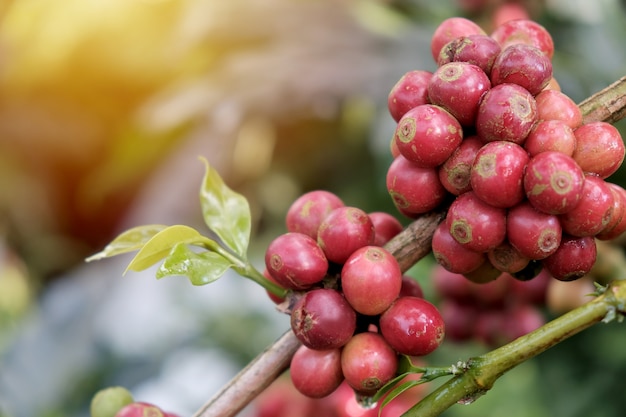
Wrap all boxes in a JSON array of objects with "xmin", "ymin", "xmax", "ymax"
[
  {"xmin": 394, "ymin": 104, "xmax": 463, "ymax": 167},
  {"xmin": 438, "ymin": 135, "xmax": 482, "ymax": 195},
  {"xmin": 291, "ymin": 289, "xmax": 357, "ymax": 350},
  {"xmin": 437, "ymin": 34, "xmax": 501, "ymax": 75},
  {"xmin": 470, "ymin": 141, "xmax": 529, "ymax": 208},
  {"xmin": 341, "ymin": 246, "xmax": 402, "ymax": 316},
  {"xmin": 290, "ymin": 345, "xmax": 343, "ymax": 398},
  {"xmin": 523, "ymin": 151, "xmax": 585, "ymax": 214},
  {"xmin": 340, "ymin": 332, "xmax": 398, "ymax": 396},
  {"xmin": 430, "ymin": 17, "xmax": 485, "ymax": 61},
  {"xmin": 286, "ymin": 190, "xmax": 344, "ymax": 239},
  {"xmin": 446, "ymin": 191, "xmax": 507, "ymax": 252},
  {"xmin": 432, "ymin": 220, "xmax": 486, "ymax": 274},
  {"xmin": 542, "ymin": 235, "xmax": 597, "ymax": 281},
  {"xmin": 428, "ymin": 62, "xmax": 491, "ymax": 126},
  {"xmin": 265, "ymin": 233, "xmax": 328, "ymax": 290},
  {"xmin": 572, "ymin": 122, "xmax": 625, "ymax": 179},
  {"xmin": 506, "ymin": 201, "xmax": 561, "ymax": 260},
  {"xmin": 476, "ymin": 83, "xmax": 537, "ymax": 144},
  {"xmin": 559, "ymin": 174, "xmax": 614, "ymax": 237},
  {"xmin": 386, "ymin": 155, "xmax": 448, "ymax": 217},
  {"xmin": 490, "ymin": 44, "xmax": 552, "ymax": 95},
  {"xmin": 317, "ymin": 206, "xmax": 375, "ymax": 264},
  {"xmin": 380, "ymin": 296, "xmax": 446, "ymax": 356},
  {"xmin": 387, "ymin": 70, "xmax": 433, "ymax": 122}
]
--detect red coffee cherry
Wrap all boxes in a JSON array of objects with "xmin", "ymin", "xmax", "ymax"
[
  {"xmin": 286, "ymin": 190, "xmax": 344, "ymax": 239},
  {"xmin": 291, "ymin": 288, "xmax": 357, "ymax": 350},
  {"xmin": 265, "ymin": 233, "xmax": 328, "ymax": 290},
  {"xmin": 317, "ymin": 206, "xmax": 375, "ymax": 264},
  {"xmin": 380, "ymin": 296, "xmax": 445, "ymax": 356},
  {"xmin": 290, "ymin": 345, "xmax": 343, "ymax": 398},
  {"xmin": 387, "ymin": 70, "xmax": 432, "ymax": 122},
  {"xmin": 340, "ymin": 332, "xmax": 398, "ymax": 396},
  {"xmin": 341, "ymin": 246, "xmax": 403, "ymax": 316},
  {"xmin": 523, "ymin": 151, "xmax": 585, "ymax": 215},
  {"xmin": 542, "ymin": 235, "xmax": 597, "ymax": 282}
]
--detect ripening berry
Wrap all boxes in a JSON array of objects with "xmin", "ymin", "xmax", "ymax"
[
  {"xmin": 340, "ymin": 332, "xmax": 398, "ymax": 396},
  {"xmin": 286, "ymin": 190, "xmax": 344, "ymax": 239},
  {"xmin": 341, "ymin": 246, "xmax": 403, "ymax": 316},
  {"xmin": 380, "ymin": 296, "xmax": 445, "ymax": 356},
  {"xmin": 291, "ymin": 288, "xmax": 357, "ymax": 350},
  {"xmin": 290, "ymin": 345, "xmax": 343, "ymax": 398},
  {"xmin": 317, "ymin": 206, "xmax": 375, "ymax": 264}
]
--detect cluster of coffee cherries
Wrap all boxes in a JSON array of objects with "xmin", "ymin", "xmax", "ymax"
[
  {"xmin": 386, "ymin": 17, "xmax": 626, "ymax": 285},
  {"xmin": 263, "ymin": 190, "xmax": 445, "ymax": 400}
]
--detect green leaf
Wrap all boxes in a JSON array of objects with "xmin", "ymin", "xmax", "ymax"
[
  {"xmin": 85, "ymin": 224, "xmax": 168, "ymax": 262},
  {"xmin": 125, "ymin": 225, "xmax": 206, "ymax": 273},
  {"xmin": 156, "ymin": 243, "xmax": 234, "ymax": 285},
  {"xmin": 198, "ymin": 157, "xmax": 251, "ymax": 258}
]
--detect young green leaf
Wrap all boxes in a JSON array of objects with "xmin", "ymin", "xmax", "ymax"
[
  {"xmin": 157, "ymin": 243, "xmax": 234, "ymax": 285},
  {"xmin": 85, "ymin": 224, "xmax": 168, "ymax": 262},
  {"xmin": 125, "ymin": 225, "xmax": 207, "ymax": 273},
  {"xmin": 198, "ymin": 157, "xmax": 251, "ymax": 258}
]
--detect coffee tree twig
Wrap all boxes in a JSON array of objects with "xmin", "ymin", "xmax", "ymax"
[{"xmin": 193, "ymin": 74, "xmax": 626, "ymax": 417}]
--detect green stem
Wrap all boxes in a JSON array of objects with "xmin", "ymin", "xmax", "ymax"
[
  {"xmin": 241, "ymin": 262, "xmax": 289, "ymax": 299},
  {"xmin": 402, "ymin": 280, "xmax": 626, "ymax": 417},
  {"xmin": 198, "ymin": 236, "xmax": 288, "ymax": 298}
]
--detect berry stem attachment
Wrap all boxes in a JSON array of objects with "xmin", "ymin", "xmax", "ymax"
[{"xmin": 401, "ymin": 279, "xmax": 626, "ymax": 417}]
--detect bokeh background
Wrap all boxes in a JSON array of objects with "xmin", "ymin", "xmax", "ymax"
[{"xmin": 0, "ymin": 0, "xmax": 625, "ymax": 416}]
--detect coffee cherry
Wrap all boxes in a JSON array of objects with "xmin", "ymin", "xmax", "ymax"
[
  {"xmin": 291, "ymin": 288, "xmax": 357, "ymax": 350},
  {"xmin": 559, "ymin": 174, "xmax": 614, "ymax": 237},
  {"xmin": 387, "ymin": 70, "xmax": 432, "ymax": 122},
  {"xmin": 399, "ymin": 275, "xmax": 424, "ymax": 298},
  {"xmin": 115, "ymin": 403, "xmax": 165, "ymax": 417},
  {"xmin": 340, "ymin": 332, "xmax": 398, "ymax": 396},
  {"xmin": 341, "ymin": 246, "xmax": 402, "ymax": 316},
  {"xmin": 394, "ymin": 104, "xmax": 463, "ymax": 167},
  {"xmin": 91, "ymin": 386, "xmax": 134, "ymax": 417},
  {"xmin": 380, "ymin": 296, "xmax": 445, "ymax": 356},
  {"xmin": 597, "ymin": 183, "xmax": 626, "ymax": 240},
  {"xmin": 290, "ymin": 345, "xmax": 343, "ymax": 398},
  {"xmin": 470, "ymin": 141, "xmax": 529, "ymax": 208},
  {"xmin": 317, "ymin": 207, "xmax": 375, "ymax": 264},
  {"xmin": 446, "ymin": 191, "xmax": 507, "ymax": 252},
  {"xmin": 490, "ymin": 44, "xmax": 552, "ymax": 95},
  {"xmin": 438, "ymin": 135, "xmax": 482, "ymax": 195},
  {"xmin": 386, "ymin": 155, "xmax": 448, "ymax": 217},
  {"xmin": 534, "ymin": 89, "xmax": 583, "ymax": 129},
  {"xmin": 430, "ymin": 17, "xmax": 486, "ymax": 61},
  {"xmin": 572, "ymin": 122, "xmax": 625, "ymax": 179},
  {"xmin": 286, "ymin": 190, "xmax": 344, "ymax": 239},
  {"xmin": 524, "ymin": 119, "xmax": 576, "ymax": 157},
  {"xmin": 476, "ymin": 83, "xmax": 538, "ymax": 144},
  {"xmin": 428, "ymin": 62, "xmax": 491, "ymax": 126},
  {"xmin": 432, "ymin": 220, "xmax": 486, "ymax": 274},
  {"xmin": 265, "ymin": 233, "xmax": 328, "ymax": 290},
  {"xmin": 368, "ymin": 211, "xmax": 403, "ymax": 246},
  {"xmin": 542, "ymin": 235, "xmax": 597, "ymax": 281},
  {"xmin": 487, "ymin": 241, "xmax": 530, "ymax": 274},
  {"xmin": 490, "ymin": 19, "xmax": 554, "ymax": 59},
  {"xmin": 523, "ymin": 151, "xmax": 585, "ymax": 214},
  {"xmin": 462, "ymin": 258, "xmax": 503, "ymax": 284},
  {"xmin": 507, "ymin": 201, "xmax": 562, "ymax": 260},
  {"xmin": 439, "ymin": 299, "xmax": 479, "ymax": 342},
  {"xmin": 437, "ymin": 34, "xmax": 502, "ymax": 75}
]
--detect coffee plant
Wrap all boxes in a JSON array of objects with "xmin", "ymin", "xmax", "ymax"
[{"xmin": 86, "ymin": 15, "xmax": 626, "ymax": 417}]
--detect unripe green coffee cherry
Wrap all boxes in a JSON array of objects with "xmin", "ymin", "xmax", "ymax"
[{"xmin": 90, "ymin": 386, "xmax": 134, "ymax": 417}]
